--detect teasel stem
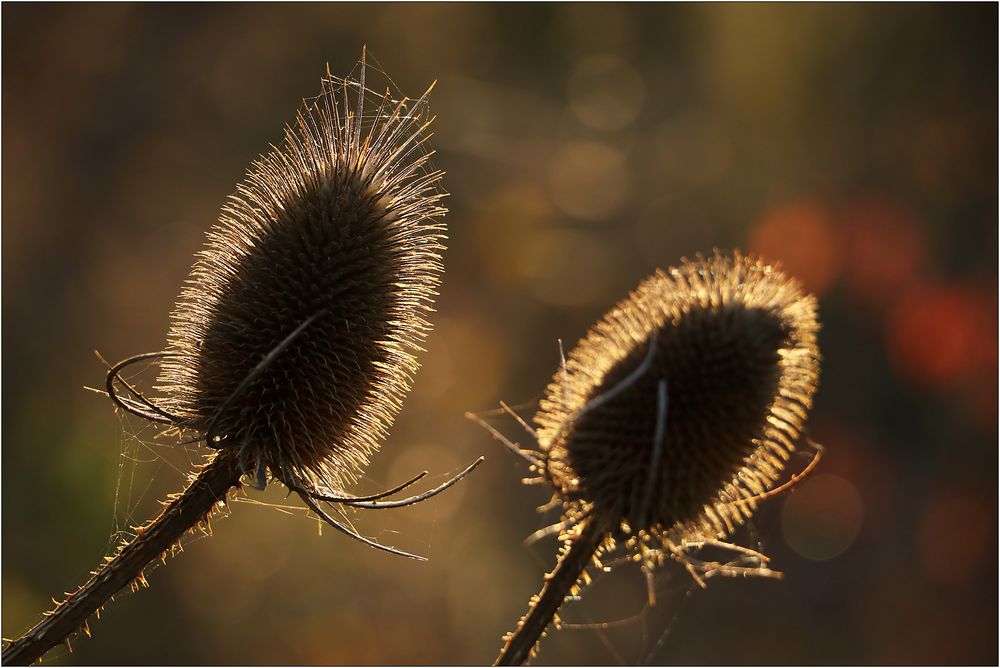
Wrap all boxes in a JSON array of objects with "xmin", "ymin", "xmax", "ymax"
[
  {"xmin": 2, "ymin": 452, "xmax": 240, "ymax": 666},
  {"xmin": 496, "ymin": 515, "xmax": 608, "ymax": 666}
]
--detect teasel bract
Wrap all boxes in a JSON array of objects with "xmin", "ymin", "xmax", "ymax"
[
  {"xmin": 473, "ymin": 251, "xmax": 821, "ymax": 665},
  {"xmin": 3, "ymin": 55, "xmax": 481, "ymax": 665}
]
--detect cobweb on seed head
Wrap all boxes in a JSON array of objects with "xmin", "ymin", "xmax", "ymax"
[
  {"xmin": 102, "ymin": 359, "xmax": 219, "ymax": 569},
  {"xmin": 102, "ymin": 351, "xmax": 445, "ymax": 563}
]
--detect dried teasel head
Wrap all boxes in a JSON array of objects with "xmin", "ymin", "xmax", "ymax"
[
  {"xmin": 4, "ymin": 57, "xmax": 482, "ymax": 668},
  {"xmin": 106, "ymin": 56, "xmax": 480, "ymax": 558},
  {"xmin": 538, "ymin": 250, "xmax": 821, "ymax": 570},
  {"xmin": 483, "ymin": 250, "xmax": 822, "ymax": 663},
  {"xmin": 155, "ymin": 61, "xmax": 446, "ymax": 495}
]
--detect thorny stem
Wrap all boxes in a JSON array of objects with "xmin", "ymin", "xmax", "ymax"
[
  {"xmin": 2, "ymin": 452, "xmax": 241, "ymax": 666},
  {"xmin": 496, "ymin": 516, "xmax": 608, "ymax": 666}
]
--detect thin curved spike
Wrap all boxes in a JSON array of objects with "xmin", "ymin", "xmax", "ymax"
[
  {"xmin": 525, "ymin": 507, "xmax": 593, "ymax": 547},
  {"xmin": 464, "ymin": 412, "xmax": 543, "ymax": 468},
  {"xmin": 109, "ymin": 394, "xmax": 177, "ymax": 425},
  {"xmin": 643, "ymin": 562, "xmax": 657, "ymax": 607},
  {"xmin": 100, "ymin": 350, "xmax": 174, "ymax": 415},
  {"xmin": 297, "ymin": 492, "xmax": 426, "ymax": 561},
  {"xmin": 105, "ymin": 351, "xmax": 184, "ymax": 421},
  {"xmin": 524, "ymin": 520, "xmax": 569, "ymax": 547},
  {"xmin": 694, "ymin": 557, "xmax": 782, "ymax": 581},
  {"xmin": 333, "ymin": 456, "xmax": 484, "ymax": 510},
  {"xmin": 547, "ymin": 333, "xmax": 661, "ymax": 468},
  {"xmin": 296, "ymin": 470, "xmax": 429, "ymax": 503},
  {"xmin": 721, "ymin": 439, "xmax": 824, "ymax": 510},
  {"xmin": 536, "ymin": 496, "xmax": 562, "ymax": 513},
  {"xmin": 354, "ymin": 46, "xmax": 366, "ymax": 163},
  {"xmin": 206, "ymin": 310, "xmax": 327, "ymax": 443},
  {"xmin": 638, "ymin": 380, "xmax": 669, "ymax": 528},
  {"xmin": 105, "ymin": 352, "xmax": 189, "ymax": 425},
  {"xmin": 91, "ymin": 378, "xmax": 166, "ymax": 422},
  {"xmin": 578, "ymin": 332, "xmax": 659, "ymax": 417},
  {"xmin": 469, "ymin": 401, "xmax": 541, "ymax": 419},
  {"xmin": 500, "ymin": 401, "xmax": 537, "ymax": 437},
  {"xmin": 559, "ymin": 608, "xmax": 648, "ymax": 631},
  {"xmin": 681, "ymin": 539, "xmax": 772, "ymax": 565}
]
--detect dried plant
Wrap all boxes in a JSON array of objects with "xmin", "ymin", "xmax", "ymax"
[
  {"xmin": 2, "ymin": 54, "xmax": 481, "ymax": 665},
  {"xmin": 471, "ymin": 250, "xmax": 822, "ymax": 665}
]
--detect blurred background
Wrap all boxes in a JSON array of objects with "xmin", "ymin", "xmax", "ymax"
[{"xmin": 2, "ymin": 3, "xmax": 997, "ymax": 665}]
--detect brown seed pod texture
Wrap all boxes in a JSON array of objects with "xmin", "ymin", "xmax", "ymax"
[
  {"xmin": 536, "ymin": 251, "xmax": 821, "ymax": 548},
  {"xmin": 156, "ymin": 68, "xmax": 445, "ymax": 495}
]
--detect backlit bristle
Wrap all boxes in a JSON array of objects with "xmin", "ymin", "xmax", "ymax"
[
  {"xmin": 156, "ymin": 63, "xmax": 445, "ymax": 496},
  {"xmin": 536, "ymin": 250, "xmax": 820, "ymax": 550}
]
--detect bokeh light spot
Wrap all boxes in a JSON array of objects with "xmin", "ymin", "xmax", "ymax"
[
  {"xmin": 472, "ymin": 184, "xmax": 558, "ymax": 287},
  {"xmin": 885, "ymin": 283, "xmax": 986, "ymax": 388},
  {"xmin": 548, "ymin": 141, "xmax": 629, "ymax": 222},
  {"xmin": 424, "ymin": 316, "xmax": 506, "ymax": 408},
  {"xmin": 516, "ymin": 228, "xmax": 614, "ymax": 306},
  {"xmin": 782, "ymin": 474, "xmax": 864, "ymax": 561},
  {"xmin": 748, "ymin": 201, "xmax": 839, "ymax": 295},
  {"xmin": 841, "ymin": 197, "xmax": 925, "ymax": 306},
  {"xmin": 567, "ymin": 55, "xmax": 645, "ymax": 131},
  {"xmin": 651, "ymin": 109, "xmax": 733, "ymax": 189}
]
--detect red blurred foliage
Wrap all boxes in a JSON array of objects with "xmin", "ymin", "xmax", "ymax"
[
  {"xmin": 885, "ymin": 281, "xmax": 995, "ymax": 390},
  {"xmin": 747, "ymin": 200, "xmax": 840, "ymax": 295},
  {"xmin": 840, "ymin": 197, "xmax": 926, "ymax": 307}
]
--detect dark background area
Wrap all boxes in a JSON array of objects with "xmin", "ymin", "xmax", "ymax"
[{"xmin": 2, "ymin": 3, "xmax": 997, "ymax": 665}]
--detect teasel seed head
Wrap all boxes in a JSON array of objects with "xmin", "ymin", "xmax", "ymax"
[
  {"xmin": 6, "ymin": 59, "xmax": 470, "ymax": 665},
  {"xmin": 156, "ymin": 62, "xmax": 445, "ymax": 496},
  {"xmin": 536, "ymin": 250, "xmax": 821, "ymax": 556}
]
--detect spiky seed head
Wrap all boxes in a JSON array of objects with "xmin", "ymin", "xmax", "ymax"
[
  {"xmin": 536, "ymin": 250, "xmax": 820, "ymax": 548},
  {"xmin": 156, "ymin": 65, "xmax": 444, "ymax": 494}
]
